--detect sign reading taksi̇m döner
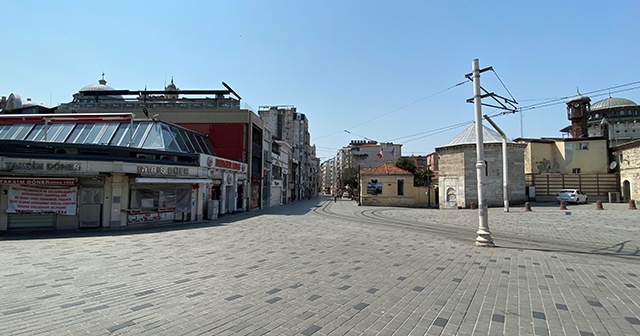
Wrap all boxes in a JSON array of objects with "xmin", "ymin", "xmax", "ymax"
[{"xmin": 4, "ymin": 161, "xmax": 81, "ymax": 171}]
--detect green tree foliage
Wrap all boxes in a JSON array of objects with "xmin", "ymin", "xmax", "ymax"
[
  {"xmin": 413, "ymin": 169, "xmax": 432, "ymax": 187},
  {"xmin": 395, "ymin": 158, "xmax": 417, "ymax": 174},
  {"xmin": 342, "ymin": 167, "xmax": 358, "ymax": 190},
  {"xmin": 395, "ymin": 159, "xmax": 431, "ymax": 187}
]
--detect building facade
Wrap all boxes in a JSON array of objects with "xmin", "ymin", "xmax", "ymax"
[
  {"xmin": 359, "ymin": 162, "xmax": 429, "ymax": 207},
  {"xmin": 612, "ymin": 140, "xmax": 640, "ymax": 201},
  {"xmin": 0, "ymin": 113, "xmax": 247, "ymax": 231},
  {"xmin": 563, "ymin": 93, "xmax": 640, "ymax": 148},
  {"xmin": 56, "ymin": 77, "xmax": 264, "ymax": 211},
  {"xmin": 258, "ymin": 105, "xmax": 320, "ymax": 201}
]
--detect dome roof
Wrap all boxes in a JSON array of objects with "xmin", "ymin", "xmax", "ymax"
[
  {"xmin": 80, "ymin": 83, "xmax": 117, "ymax": 91},
  {"xmin": 590, "ymin": 96, "xmax": 638, "ymax": 111},
  {"xmin": 78, "ymin": 75, "xmax": 123, "ymax": 99},
  {"xmin": 566, "ymin": 92, "xmax": 591, "ymax": 104},
  {"xmin": 443, "ymin": 123, "xmax": 508, "ymax": 147}
]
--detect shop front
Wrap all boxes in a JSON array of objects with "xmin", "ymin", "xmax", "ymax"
[
  {"xmin": 0, "ymin": 158, "xmax": 110, "ymax": 231},
  {"xmin": 201, "ymin": 155, "xmax": 247, "ymax": 216},
  {"xmin": 1, "ymin": 177, "xmax": 79, "ymax": 229},
  {"xmin": 124, "ymin": 163, "xmax": 209, "ymax": 225}
]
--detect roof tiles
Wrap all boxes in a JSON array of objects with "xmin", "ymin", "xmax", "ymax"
[{"xmin": 361, "ymin": 162, "xmax": 412, "ymax": 175}]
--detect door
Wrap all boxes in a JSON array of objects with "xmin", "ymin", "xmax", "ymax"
[
  {"xmin": 225, "ymin": 185, "xmax": 235, "ymax": 213},
  {"xmin": 79, "ymin": 187, "xmax": 103, "ymax": 228},
  {"xmin": 623, "ymin": 180, "xmax": 631, "ymax": 201}
]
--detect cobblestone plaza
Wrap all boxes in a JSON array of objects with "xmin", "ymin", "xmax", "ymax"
[{"xmin": 1, "ymin": 198, "xmax": 639, "ymax": 335}]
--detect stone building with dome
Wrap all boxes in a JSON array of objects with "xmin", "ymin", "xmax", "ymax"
[
  {"xmin": 435, "ymin": 124, "xmax": 526, "ymax": 209},
  {"xmin": 562, "ymin": 93, "xmax": 640, "ymax": 148},
  {"xmin": 567, "ymin": 93, "xmax": 640, "ymax": 202}
]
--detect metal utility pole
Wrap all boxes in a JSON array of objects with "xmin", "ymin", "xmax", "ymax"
[
  {"xmin": 471, "ymin": 59, "xmax": 494, "ymax": 247},
  {"xmin": 484, "ymin": 114, "xmax": 509, "ymax": 212}
]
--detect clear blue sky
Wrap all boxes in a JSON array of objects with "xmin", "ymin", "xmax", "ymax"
[{"xmin": 3, "ymin": 1, "xmax": 640, "ymax": 161}]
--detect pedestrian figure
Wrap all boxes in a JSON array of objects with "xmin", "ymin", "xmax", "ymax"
[{"xmin": 334, "ymin": 195, "xmax": 337, "ymax": 203}]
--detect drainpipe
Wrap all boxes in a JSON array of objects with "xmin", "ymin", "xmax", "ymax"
[{"xmin": 483, "ymin": 114, "xmax": 509, "ymax": 212}]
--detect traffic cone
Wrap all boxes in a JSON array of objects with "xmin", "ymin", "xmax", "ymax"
[
  {"xmin": 629, "ymin": 200, "xmax": 637, "ymax": 210},
  {"xmin": 559, "ymin": 201, "xmax": 567, "ymax": 210},
  {"xmin": 596, "ymin": 200, "xmax": 604, "ymax": 210},
  {"xmin": 524, "ymin": 202, "xmax": 532, "ymax": 212},
  {"xmin": 470, "ymin": 202, "xmax": 476, "ymax": 210}
]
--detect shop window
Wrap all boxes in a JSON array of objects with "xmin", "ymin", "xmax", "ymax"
[
  {"xmin": 130, "ymin": 186, "xmax": 190, "ymax": 212},
  {"xmin": 572, "ymin": 168, "xmax": 581, "ymax": 174},
  {"xmin": 576, "ymin": 143, "xmax": 589, "ymax": 150}
]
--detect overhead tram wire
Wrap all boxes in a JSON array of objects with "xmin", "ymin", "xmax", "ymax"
[
  {"xmin": 398, "ymin": 122, "xmax": 473, "ymax": 144},
  {"xmin": 518, "ymin": 80, "xmax": 640, "ymax": 112},
  {"xmin": 490, "ymin": 68, "xmax": 517, "ymax": 104},
  {"xmin": 312, "ymin": 80, "xmax": 470, "ymax": 142},
  {"xmin": 386, "ymin": 120, "xmax": 474, "ymax": 142},
  {"xmin": 343, "ymin": 130, "xmax": 376, "ymax": 142},
  {"xmin": 389, "ymin": 81, "xmax": 640, "ymax": 147},
  {"xmin": 386, "ymin": 108, "xmax": 507, "ymax": 145}
]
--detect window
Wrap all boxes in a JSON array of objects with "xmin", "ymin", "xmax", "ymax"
[
  {"xmin": 572, "ymin": 168, "xmax": 581, "ymax": 174},
  {"xmin": 576, "ymin": 143, "xmax": 589, "ymax": 150},
  {"xmin": 397, "ymin": 179, "xmax": 404, "ymax": 196}
]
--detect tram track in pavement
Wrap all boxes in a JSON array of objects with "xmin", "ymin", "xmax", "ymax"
[{"xmin": 313, "ymin": 200, "xmax": 640, "ymax": 264}]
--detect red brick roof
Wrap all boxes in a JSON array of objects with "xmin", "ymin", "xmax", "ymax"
[{"xmin": 361, "ymin": 162, "xmax": 412, "ymax": 175}]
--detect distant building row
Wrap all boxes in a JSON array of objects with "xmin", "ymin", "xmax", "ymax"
[{"xmin": 323, "ymin": 92, "xmax": 640, "ymax": 208}]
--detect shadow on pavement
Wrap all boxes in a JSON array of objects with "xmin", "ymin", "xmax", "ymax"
[
  {"xmin": 497, "ymin": 241, "xmax": 640, "ymax": 262},
  {"xmin": 0, "ymin": 197, "xmax": 326, "ymax": 241}
]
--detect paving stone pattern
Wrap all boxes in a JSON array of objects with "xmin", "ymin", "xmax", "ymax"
[{"xmin": 0, "ymin": 198, "xmax": 639, "ymax": 335}]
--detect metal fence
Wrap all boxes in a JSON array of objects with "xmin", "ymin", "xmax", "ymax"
[{"xmin": 525, "ymin": 173, "xmax": 619, "ymax": 197}]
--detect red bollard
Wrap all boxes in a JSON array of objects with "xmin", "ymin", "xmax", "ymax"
[
  {"xmin": 629, "ymin": 199, "xmax": 637, "ymax": 210},
  {"xmin": 596, "ymin": 200, "xmax": 604, "ymax": 210},
  {"xmin": 559, "ymin": 201, "xmax": 567, "ymax": 210},
  {"xmin": 524, "ymin": 202, "xmax": 532, "ymax": 212},
  {"xmin": 470, "ymin": 202, "xmax": 476, "ymax": 210}
]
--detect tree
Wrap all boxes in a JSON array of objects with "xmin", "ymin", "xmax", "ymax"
[
  {"xmin": 342, "ymin": 167, "xmax": 358, "ymax": 190},
  {"xmin": 396, "ymin": 159, "xmax": 431, "ymax": 187},
  {"xmin": 395, "ymin": 158, "xmax": 417, "ymax": 174},
  {"xmin": 413, "ymin": 168, "xmax": 432, "ymax": 187}
]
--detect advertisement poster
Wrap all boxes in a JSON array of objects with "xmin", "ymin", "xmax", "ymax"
[
  {"xmin": 366, "ymin": 178, "xmax": 383, "ymax": 195},
  {"xmin": 7, "ymin": 185, "xmax": 78, "ymax": 215},
  {"xmin": 127, "ymin": 210, "xmax": 175, "ymax": 223}
]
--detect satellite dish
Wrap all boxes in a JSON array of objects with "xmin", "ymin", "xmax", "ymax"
[{"xmin": 609, "ymin": 161, "xmax": 618, "ymax": 170}]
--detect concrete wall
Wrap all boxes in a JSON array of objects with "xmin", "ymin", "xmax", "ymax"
[{"xmin": 554, "ymin": 139, "xmax": 608, "ymax": 174}]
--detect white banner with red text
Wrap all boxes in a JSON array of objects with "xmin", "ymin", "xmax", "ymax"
[{"xmin": 7, "ymin": 185, "xmax": 78, "ymax": 215}]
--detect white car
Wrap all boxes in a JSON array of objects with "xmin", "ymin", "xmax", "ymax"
[{"xmin": 556, "ymin": 189, "xmax": 588, "ymax": 204}]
